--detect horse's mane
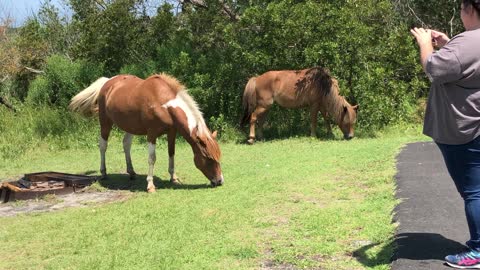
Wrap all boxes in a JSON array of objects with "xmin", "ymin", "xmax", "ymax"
[
  {"xmin": 157, "ymin": 73, "xmax": 221, "ymax": 161},
  {"xmin": 305, "ymin": 67, "xmax": 351, "ymax": 125},
  {"xmin": 177, "ymin": 90, "xmax": 221, "ymax": 161},
  {"xmin": 196, "ymin": 131, "xmax": 222, "ymax": 161},
  {"xmin": 304, "ymin": 67, "xmax": 333, "ymax": 96},
  {"xmin": 157, "ymin": 73, "xmax": 185, "ymax": 93},
  {"xmin": 324, "ymin": 79, "xmax": 351, "ymax": 124}
]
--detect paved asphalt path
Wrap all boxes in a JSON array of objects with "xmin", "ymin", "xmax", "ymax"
[{"xmin": 392, "ymin": 141, "xmax": 469, "ymax": 269}]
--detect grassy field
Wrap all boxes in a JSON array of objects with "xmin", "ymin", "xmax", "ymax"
[{"xmin": 0, "ymin": 125, "xmax": 427, "ymax": 270}]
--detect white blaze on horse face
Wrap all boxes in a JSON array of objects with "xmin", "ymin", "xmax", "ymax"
[{"xmin": 162, "ymin": 94, "xmax": 197, "ymax": 135}]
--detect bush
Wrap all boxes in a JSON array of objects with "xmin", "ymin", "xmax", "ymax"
[
  {"xmin": 208, "ymin": 114, "xmax": 243, "ymax": 142},
  {"xmin": 0, "ymin": 104, "xmax": 101, "ymax": 160},
  {"xmin": 27, "ymin": 55, "xmax": 104, "ymax": 107},
  {"xmin": 7, "ymin": 0, "xmax": 431, "ymax": 142},
  {"xmin": 119, "ymin": 60, "xmax": 158, "ymax": 78},
  {"xmin": 27, "ymin": 76, "xmax": 51, "ymax": 105},
  {"xmin": 77, "ymin": 60, "xmax": 106, "ymax": 88}
]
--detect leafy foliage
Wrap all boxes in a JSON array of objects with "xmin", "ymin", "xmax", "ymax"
[
  {"xmin": 1, "ymin": 0, "xmax": 451, "ymax": 138},
  {"xmin": 27, "ymin": 55, "xmax": 104, "ymax": 107},
  {"xmin": 394, "ymin": 0, "xmax": 463, "ymax": 37}
]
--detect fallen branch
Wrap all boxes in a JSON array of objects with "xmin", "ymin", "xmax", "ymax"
[
  {"xmin": 0, "ymin": 96, "xmax": 16, "ymax": 112},
  {"xmin": 24, "ymin": 66, "xmax": 44, "ymax": 74}
]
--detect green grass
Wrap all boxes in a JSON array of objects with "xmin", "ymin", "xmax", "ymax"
[{"xmin": 0, "ymin": 124, "xmax": 428, "ymax": 270}]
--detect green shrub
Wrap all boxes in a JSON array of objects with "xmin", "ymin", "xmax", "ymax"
[
  {"xmin": 32, "ymin": 108, "xmax": 68, "ymax": 138},
  {"xmin": 0, "ymin": 105, "xmax": 101, "ymax": 161},
  {"xmin": 6, "ymin": 0, "xmax": 432, "ymax": 143},
  {"xmin": 27, "ymin": 55, "xmax": 104, "ymax": 107},
  {"xmin": 119, "ymin": 60, "xmax": 158, "ymax": 78},
  {"xmin": 208, "ymin": 114, "xmax": 243, "ymax": 142},
  {"xmin": 27, "ymin": 76, "xmax": 51, "ymax": 105},
  {"xmin": 77, "ymin": 60, "xmax": 105, "ymax": 87}
]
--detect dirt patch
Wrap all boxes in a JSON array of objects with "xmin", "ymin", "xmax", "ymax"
[{"xmin": 0, "ymin": 190, "xmax": 132, "ymax": 217}]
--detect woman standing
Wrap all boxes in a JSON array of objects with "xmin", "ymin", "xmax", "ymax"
[{"xmin": 410, "ymin": 0, "xmax": 480, "ymax": 268}]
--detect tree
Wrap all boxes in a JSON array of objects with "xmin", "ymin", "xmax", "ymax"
[
  {"xmin": 70, "ymin": 0, "xmax": 158, "ymax": 73},
  {"xmin": 8, "ymin": 19, "xmax": 48, "ymax": 100},
  {"xmin": 1, "ymin": 0, "xmax": 441, "ymax": 131},
  {"xmin": 38, "ymin": 0, "xmax": 73, "ymax": 57},
  {"xmin": 394, "ymin": 0, "xmax": 463, "ymax": 37}
]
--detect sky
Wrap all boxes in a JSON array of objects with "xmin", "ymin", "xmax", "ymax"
[{"xmin": 1, "ymin": 0, "xmax": 69, "ymax": 27}]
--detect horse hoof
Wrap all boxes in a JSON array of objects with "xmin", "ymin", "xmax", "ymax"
[
  {"xmin": 170, "ymin": 179, "xmax": 182, "ymax": 185},
  {"xmin": 147, "ymin": 187, "xmax": 156, "ymax": 193},
  {"xmin": 247, "ymin": 138, "xmax": 255, "ymax": 145}
]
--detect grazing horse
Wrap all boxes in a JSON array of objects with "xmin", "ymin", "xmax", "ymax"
[
  {"xmin": 69, "ymin": 74, "xmax": 224, "ymax": 192},
  {"xmin": 241, "ymin": 67, "xmax": 359, "ymax": 144}
]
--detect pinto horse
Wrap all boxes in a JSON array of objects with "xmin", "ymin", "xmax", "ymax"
[
  {"xmin": 241, "ymin": 67, "xmax": 359, "ymax": 144},
  {"xmin": 69, "ymin": 74, "xmax": 224, "ymax": 192}
]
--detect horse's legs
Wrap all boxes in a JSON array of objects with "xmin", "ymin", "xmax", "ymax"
[
  {"xmin": 247, "ymin": 108, "xmax": 257, "ymax": 144},
  {"xmin": 310, "ymin": 106, "xmax": 320, "ymax": 137},
  {"xmin": 320, "ymin": 109, "xmax": 333, "ymax": 135},
  {"xmin": 146, "ymin": 136, "xmax": 157, "ymax": 193},
  {"xmin": 99, "ymin": 122, "xmax": 113, "ymax": 179},
  {"xmin": 248, "ymin": 106, "xmax": 268, "ymax": 144},
  {"xmin": 256, "ymin": 108, "xmax": 269, "ymax": 140},
  {"xmin": 167, "ymin": 129, "xmax": 181, "ymax": 185},
  {"xmin": 99, "ymin": 135, "xmax": 108, "ymax": 178},
  {"xmin": 123, "ymin": 133, "xmax": 136, "ymax": 179}
]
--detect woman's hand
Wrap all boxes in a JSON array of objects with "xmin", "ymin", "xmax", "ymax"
[
  {"xmin": 410, "ymin": 27, "xmax": 433, "ymax": 47},
  {"xmin": 410, "ymin": 27, "xmax": 435, "ymax": 73},
  {"xmin": 430, "ymin": 30, "xmax": 450, "ymax": 48}
]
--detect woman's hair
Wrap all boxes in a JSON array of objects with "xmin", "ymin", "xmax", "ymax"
[{"xmin": 463, "ymin": 0, "xmax": 480, "ymax": 14}]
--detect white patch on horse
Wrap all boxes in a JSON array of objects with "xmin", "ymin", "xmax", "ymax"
[
  {"xmin": 99, "ymin": 136, "xmax": 108, "ymax": 151},
  {"xmin": 148, "ymin": 142, "xmax": 156, "ymax": 164},
  {"xmin": 162, "ymin": 91, "xmax": 208, "ymax": 137}
]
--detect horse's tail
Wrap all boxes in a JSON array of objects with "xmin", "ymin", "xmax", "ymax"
[
  {"xmin": 68, "ymin": 77, "xmax": 110, "ymax": 117},
  {"xmin": 240, "ymin": 77, "xmax": 257, "ymax": 126}
]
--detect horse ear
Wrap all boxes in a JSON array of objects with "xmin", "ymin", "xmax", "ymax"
[
  {"xmin": 212, "ymin": 130, "xmax": 218, "ymax": 139},
  {"xmin": 353, "ymin": 105, "xmax": 359, "ymax": 111}
]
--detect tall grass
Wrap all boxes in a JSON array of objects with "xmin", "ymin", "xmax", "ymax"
[
  {"xmin": 0, "ymin": 104, "xmax": 364, "ymax": 161},
  {"xmin": 0, "ymin": 105, "xmax": 100, "ymax": 160}
]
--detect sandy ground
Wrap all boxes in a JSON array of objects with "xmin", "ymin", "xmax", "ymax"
[{"xmin": 0, "ymin": 190, "xmax": 132, "ymax": 217}]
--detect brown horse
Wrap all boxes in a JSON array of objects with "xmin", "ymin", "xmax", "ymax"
[
  {"xmin": 241, "ymin": 67, "xmax": 359, "ymax": 144},
  {"xmin": 69, "ymin": 74, "xmax": 223, "ymax": 193}
]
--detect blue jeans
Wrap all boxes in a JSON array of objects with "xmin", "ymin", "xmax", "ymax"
[{"xmin": 437, "ymin": 136, "xmax": 480, "ymax": 250}]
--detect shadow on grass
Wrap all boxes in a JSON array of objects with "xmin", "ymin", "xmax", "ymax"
[
  {"xmin": 83, "ymin": 170, "xmax": 97, "ymax": 176},
  {"xmin": 353, "ymin": 233, "xmax": 467, "ymax": 268},
  {"xmin": 236, "ymin": 125, "xmax": 343, "ymax": 145},
  {"xmin": 97, "ymin": 174, "xmax": 212, "ymax": 192},
  {"xmin": 236, "ymin": 111, "xmax": 377, "ymax": 144}
]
